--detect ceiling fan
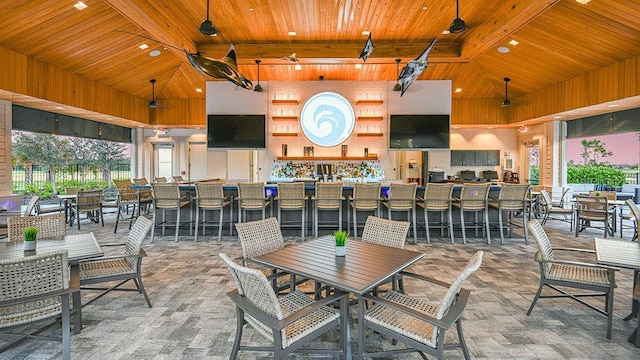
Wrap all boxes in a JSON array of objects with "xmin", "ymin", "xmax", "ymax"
[
  {"xmin": 449, "ymin": 0, "xmax": 467, "ymax": 33},
  {"xmin": 392, "ymin": 59, "xmax": 402, "ymax": 91},
  {"xmin": 199, "ymin": 0, "xmax": 217, "ymax": 36},
  {"xmin": 501, "ymin": 78, "xmax": 512, "ymax": 107},
  {"xmin": 149, "ymin": 79, "xmax": 159, "ymax": 109},
  {"xmin": 254, "ymin": 60, "xmax": 263, "ymax": 92}
]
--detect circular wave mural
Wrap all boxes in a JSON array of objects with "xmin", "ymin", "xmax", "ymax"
[{"xmin": 300, "ymin": 92, "xmax": 355, "ymax": 147}]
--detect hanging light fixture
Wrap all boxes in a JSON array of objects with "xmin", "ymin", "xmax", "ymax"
[
  {"xmin": 449, "ymin": 0, "xmax": 467, "ymax": 33},
  {"xmin": 254, "ymin": 60, "xmax": 263, "ymax": 92},
  {"xmin": 393, "ymin": 59, "xmax": 402, "ymax": 91},
  {"xmin": 501, "ymin": 77, "xmax": 512, "ymax": 107}
]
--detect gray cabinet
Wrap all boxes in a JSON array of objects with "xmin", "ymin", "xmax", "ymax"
[
  {"xmin": 486, "ymin": 150, "xmax": 500, "ymax": 166},
  {"xmin": 450, "ymin": 150, "xmax": 464, "ymax": 166},
  {"xmin": 450, "ymin": 150, "xmax": 501, "ymax": 166}
]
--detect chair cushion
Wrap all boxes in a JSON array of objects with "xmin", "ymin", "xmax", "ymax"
[{"xmin": 547, "ymin": 264, "xmax": 611, "ymax": 286}]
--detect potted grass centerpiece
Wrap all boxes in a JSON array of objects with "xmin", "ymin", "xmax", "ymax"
[
  {"xmin": 334, "ymin": 230, "xmax": 348, "ymax": 257},
  {"xmin": 23, "ymin": 226, "xmax": 38, "ymax": 251}
]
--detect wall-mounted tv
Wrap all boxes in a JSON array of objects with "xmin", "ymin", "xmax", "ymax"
[
  {"xmin": 389, "ymin": 114, "xmax": 450, "ymax": 149},
  {"xmin": 207, "ymin": 114, "xmax": 266, "ymax": 149}
]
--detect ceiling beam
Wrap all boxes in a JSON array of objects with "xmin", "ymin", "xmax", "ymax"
[
  {"xmin": 198, "ymin": 41, "xmax": 464, "ymax": 65},
  {"xmin": 461, "ymin": 0, "xmax": 560, "ymax": 61}
]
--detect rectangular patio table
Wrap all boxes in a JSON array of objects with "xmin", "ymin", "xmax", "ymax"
[
  {"xmin": 252, "ymin": 235, "xmax": 424, "ymax": 358},
  {"xmin": 0, "ymin": 233, "xmax": 103, "ymax": 334}
]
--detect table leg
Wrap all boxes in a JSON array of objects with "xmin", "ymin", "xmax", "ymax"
[
  {"xmin": 624, "ymin": 270, "xmax": 639, "ymax": 321},
  {"xmin": 629, "ymin": 328, "xmax": 639, "ymax": 347},
  {"xmin": 70, "ymin": 264, "xmax": 82, "ymax": 334}
]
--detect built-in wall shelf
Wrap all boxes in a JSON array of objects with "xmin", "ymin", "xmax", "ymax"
[
  {"xmin": 272, "ymin": 116, "xmax": 298, "ymax": 121},
  {"xmin": 357, "ymin": 116, "xmax": 384, "ymax": 121},
  {"xmin": 356, "ymin": 133, "xmax": 384, "ymax": 137},
  {"xmin": 272, "ymin": 99, "xmax": 299, "ymax": 105},
  {"xmin": 356, "ymin": 99, "xmax": 383, "ymax": 105},
  {"xmin": 277, "ymin": 156, "xmax": 379, "ymax": 161},
  {"xmin": 272, "ymin": 133, "xmax": 298, "ymax": 137}
]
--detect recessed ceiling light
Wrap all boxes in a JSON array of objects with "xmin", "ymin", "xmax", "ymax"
[
  {"xmin": 195, "ymin": 88, "xmax": 203, "ymax": 93},
  {"xmin": 422, "ymin": 6, "xmax": 428, "ymax": 10},
  {"xmin": 294, "ymin": 64, "xmax": 302, "ymax": 71},
  {"xmin": 455, "ymin": 88, "xmax": 463, "ymax": 93},
  {"xmin": 576, "ymin": 0, "xmax": 591, "ymax": 5},
  {"xmin": 508, "ymin": 39, "xmax": 519, "ymax": 46},
  {"xmin": 73, "ymin": 1, "xmax": 88, "ymax": 10},
  {"xmin": 442, "ymin": 30, "xmax": 450, "ymax": 35},
  {"xmin": 361, "ymin": 30, "xmax": 370, "ymax": 36},
  {"xmin": 497, "ymin": 46, "xmax": 510, "ymax": 54},
  {"xmin": 288, "ymin": 31, "xmax": 297, "ymax": 36},
  {"xmin": 149, "ymin": 50, "xmax": 161, "ymax": 57},
  {"xmin": 487, "ymin": 126, "xmax": 494, "ymax": 129},
  {"xmin": 139, "ymin": 44, "xmax": 149, "ymax": 50},
  {"xmin": 607, "ymin": 104, "xmax": 620, "ymax": 108},
  {"xmin": 354, "ymin": 63, "xmax": 362, "ymax": 69},
  {"xmin": 248, "ymin": 7, "xmax": 254, "ymax": 11}
]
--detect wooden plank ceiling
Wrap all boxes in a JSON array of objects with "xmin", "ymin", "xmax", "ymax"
[{"xmin": 1, "ymin": 0, "xmax": 640, "ymax": 127}]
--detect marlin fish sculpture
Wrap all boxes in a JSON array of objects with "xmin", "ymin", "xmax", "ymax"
[
  {"xmin": 359, "ymin": 33, "xmax": 375, "ymax": 62},
  {"xmin": 398, "ymin": 38, "xmax": 437, "ymax": 96},
  {"xmin": 118, "ymin": 31, "xmax": 253, "ymax": 90}
]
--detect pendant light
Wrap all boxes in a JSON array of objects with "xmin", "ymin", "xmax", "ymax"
[
  {"xmin": 501, "ymin": 78, "xmax": 512, "ymax": 107},
  {"xmin": 392, "ymin": 59, "xmax": 402, "ymax": 92},
  {"xmin": 199, "ymin": 0, "xmax": 217, "ymax": 36},
  {"xmin": 254, "ymin": 60, "xmax": 263, "ymax": 92},
  {"xmin": 449, "ymin": 0, "xmax": 467, "ymax": 33}
]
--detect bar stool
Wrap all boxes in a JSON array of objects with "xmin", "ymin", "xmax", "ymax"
[
  {"xmin": 419, "ymin": 183, "xmax": 455, "ymax": 244},
  {"xmin": 133, "ymin": 178, "xmax": 149, "ymax": 186},
  {"xmin": 113, "ymin": 179, "xmax": 141, "ymax": 233},
  {"xmin": 349, "ymin": 182, "xmax": 381, "ymax": 239},
  {"xmin": 236, "ymin": 182, "xmax": 270, "ymax": 224},
  {"xmin": 382, "ymin": 182, "xmax": 417, "ymax": 244},
  {"xmin": 453, "ymin": 183, "xmax": 491, "ymax": 244},
  {"xmin": 276, "ymin": 182, "xmax": 307, "ymax": 241},
  {"xmin": 488, "ymin": 184, "xmax": 530, "ymax": 244},
  {"xmin": 151, "ymin": 182, "xmax": 192, "ymax": 242},
  {"xmin": 194, "ymin": 181, "xmax": 231, "ymax": 242},
  {"xmin": 313, "ymin": 182, "xmax": 344, "ymax": 238},
  {"xmin": 155, "ymin": 177, "xmax": 168, "ymax": 183}
]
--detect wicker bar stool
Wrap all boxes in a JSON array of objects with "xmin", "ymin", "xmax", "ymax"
[
  {"xmin": 312, "ymin": 182, "xmax": 344, "ymax": 238},
  {"xmin": 236, "ymin": 182, "xmax": 270, "ymax": 224},
  {"xmin": 453, "ymin": 183, "xmax": 491, "ymax": 244},
  {"xmin": 349, "ymin": 182, "xmax": 381, "ymax": 239},
  {"xmin": 382, "ymin": 182, "xmax": 418, "ymax": 244},
  {"xmin": 151, "ymin": 182, "xmax": 192, "ymax": 242},
  {"xmin": 276, "ymin": 182, "xmax": 307, "ymax": 241},
  {"xmin": 419, "ymin": 183, "xmax": 455, "ymax": 244},
  {"xmin": 489, "ymin": 184, "xmax": 531, "ymax": 244},
  {"xmin": 194, "ymin": 181, "xmax": 231, "ymax": 242},
  {"xmin": 133, "ymin": 178, "xmax": 149, "ymax": 186}
]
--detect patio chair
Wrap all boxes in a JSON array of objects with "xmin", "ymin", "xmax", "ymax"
[
  {"xmin": 453, "ymin": 183, "xmax": 491, "ymax": 244},
  {"xmin": 349, "ymin": 182, "xmax": 381, "ymax": 239},
  {"xmin": 172, "ymin": 175, "xmax": 184, "ymax": 182},
  {"xmin": 154, "ymin": 176, "xmax": 168, "ymax": 183},
  {"xmin": 151, "ymin": 182, "xmax": 192, "ymax": 242},
  {"xmin": 133, "ymin": 178, "xmax": 149, "ymax": 186},
  {"xmin": 419, "ymin": 183, "xmax": 455, "ymax": 244},
  {"xmin": 219, "ymin": 252, "xmax": 349, "ymax": 359},
  {"xmin": 574, "ymin": 195, "xmax": 613, "ymax": 237},
  {"xmin": 70, "ymin": 190, "xmax": 104, "ymax": 229},
  {"xmin": 619, "ymin": 199, "xmax": 639, "ymax": 240},
  {"xmin": 358, "ymin": 251, "xmax": 483, "ymax": 360},
  {"xmin": 539, "ymin": 189, "xmax": 574, "ymax": 230},
  {"xmin": 488, "ymin": 184, "xmax": 530, "ymax": 245},
  {"xmin": 276, "ymin": 182, "xmax": 307, "ymax": 241},
  {"xmin": 236, "ymin": 182, "xmax": 270, "ymax": 224},
  {"xmin": 7, "ymin": 212, "xmax": 66, "ymax": 242},
  {"xmin": 382, "ymin": 182, "xmax": 418, "ymax": 244},
  {"xmin": 194, "ymin": 181, "xmax": 231, "ymax": 242},
  {"xmin": 79, "ymin": 216, "xmax": 154, "ymax": 308},
  {"xmin": 34, "ymin": 197, "xmax": 65, "ymax": 216},
  {"xmin": 0, "ymin": 250, "xmax": 71, "ymax": 360},
  {"xmin": 527, "ymin": 219, "xmax": 617, "ymax": 339},
  {"xmin": 23, "ymin": 195, "xmax": 39, "ymax": 216},
  {"xmin": 312, "ymin": 182, "xmax": 344, "ymax": 238}
]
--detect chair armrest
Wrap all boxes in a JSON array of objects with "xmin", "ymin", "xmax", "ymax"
[
  {"xmin": 78, "ymin": 254, "xmax": 142, "ymax": 263},
  {"xmin": 533, "ymin": 252, "xmax": 619, "ymax": 271},
  {"xmin": 0, "ymin": 288, "xmax": 72, "ymax": 307},
  {"xmin": 398, "ymin": 270, "xmax": 452, "ymax": 289},
  {"xmin": 553, "ymin": 247, "xmax": 595, "ymax": 254}
]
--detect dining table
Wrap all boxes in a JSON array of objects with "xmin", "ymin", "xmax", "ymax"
[
  {"xmin": 251, "ymin": 235, "xmax": 425, "ymax": 358},
  {"xmin": 0, "ymin": 232, "xmax": 104, "ymax": 334},
  {"xmin": 594, "ymin": 237, "xmax": 640, "ymax": 346}
]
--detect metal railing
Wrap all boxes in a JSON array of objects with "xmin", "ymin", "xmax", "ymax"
[{"xmin": 12, "ymin": 164, "xmax": 131, "ymax": 192}]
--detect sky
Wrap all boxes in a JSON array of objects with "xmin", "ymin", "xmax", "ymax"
[{"xmin": 566, "ymin": 132, "xmax": 639, "ymax": 165}]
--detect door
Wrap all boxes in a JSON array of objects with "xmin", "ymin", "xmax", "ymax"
[
  {"xmin": 153, "ymin": 143, "xmax": 174, "ymax": 180},
  {"xmin": 188, "ymin": 142, "xmax": 208, "ymax": 181}
]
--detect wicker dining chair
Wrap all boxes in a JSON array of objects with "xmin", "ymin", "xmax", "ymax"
[
  {"xmin": 154, "ymin": 176, "xmax": 168, "ymax": 183},
  {"xmin": 22, "ymin": 195, "xmax": 39, "ymax": 216},
  {"xmin": 276, "ymin": 182, "xmax": 307, "ymax": 241},
  {"xmin": 312, "ymin": 182, "xmax": 343, "ymax": 238},
  {"xmin": 361, "ymin": 216, "xmax": 410, "ymax": 293},
  {"xmin": 151, "ymin": 182, "xmax": 192, "ymax": 242},
  {"xmin": 358, "ymin": 251, "xmax": 483, "ymax": 360},
  {"xmin": 113, "ymin": 179, "xmax": 142, "ymax": 233},
  {"xmin": 527, "ymin": 219, "xmax": 617, "ymax": 339},
  {"xmin": 489, "ymin": 184, "xmax": 530, "ymax": 245},
  {"xmin": 349, "ymin": 182, "xmax": 381, "ymax": 239},
  {"xmin": 133, "ymin": 178, "xmax": 149, "ymax": 186},
  {"xmin": 79, "ymin": 216, "xmax": 154, "ymax": 308},
  {"xmin": 69, "ymin": 190, "xmax": 104, "ymax": 229},
  {"xmin": 453, "ymin": 183, "xmax": 491, "ymax": 244},
  {"xmin": 220, "ymin": 252, "xmax": 349, "ymax": 359},
  {"xmin": 194, "ymin": 181, "xmax": 231, "ymax": 242},
  {"xmin": 237, "ymin": 182, "xmax": 270, "ymax": 224},
  {"xmin": 0, "ymin": 250, "xmax": 71, "ymax": 360},
  {"xmin": 619, "ymin": 199, "xmax": 639, "ymax": 240},
  {"xmin": 574, "ymin": 195, "xmax": 612, "ymax": 237},
  {"xmin": 172, "ymin": 175, "xmax": 184, "ymax": 182},
  {"xmin": 419, "ymin": 183, "xmax": 455, "ymax": 244},
  {"xmin": 382, "ymin": 182, "xmax": 418, "ymax": 244},
  {"xmin": 7, "ymin": 212, "xmax": 66, "ymax": 242}
]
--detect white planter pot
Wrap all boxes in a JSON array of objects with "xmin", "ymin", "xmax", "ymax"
[
  {"xmin": 23, "ymin": 241, "xmax": 36, "ymax": 251},
  {"xmin": 335, "ymin": 246, "xmax": 345, "ymax": 257}
]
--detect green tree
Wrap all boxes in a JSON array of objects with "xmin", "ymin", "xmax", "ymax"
[
  {"xmin": 580, "ymin": 139, "xmax": 613, "ymax": 166},
  {"xmin": 12, "ymin": 132, "xmax": 71, "ymax": 193},
  {"xmin": 88, "ymin": 140, "xmax": 128, "ymax": 187}
]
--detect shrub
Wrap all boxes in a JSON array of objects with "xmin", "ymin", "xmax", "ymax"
[{"xmin": 567, "ymin": 165, "xmax": 626, "ymax": 186}]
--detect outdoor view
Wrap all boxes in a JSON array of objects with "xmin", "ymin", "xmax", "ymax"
[{"xmin": 11, "ymin": 131, "xmax": 131, "ymax": 198}]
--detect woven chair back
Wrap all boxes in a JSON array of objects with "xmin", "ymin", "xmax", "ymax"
[
  {"xmin": 528, "ymin": 219, "xmax": 554, "ymax": 275},
  {"xmin": 588, "ymin": 190, "xmax": 617, "ymax": 200},
  {"xmin": 353, "ymin": 183, "xmax": 380, "ymax": 210},
  {"xmin": 7, "ymin": 213, "xmax": 66, "ymax": 242},
  {"xmin": 0, "ymin": 250, "xmax": 69, "ymax": 314},
  {"xmin": 627, "ymin": 199, "xmax": 640, "ymax": 223},
  {"xmin": 277, "ymin": 182, "xmax": 305, "ymax": 209},
  {"xmin": 124, "ymin": 216, "xmax": 153, "ymax": 268},
  {"xmin": 114, "ymin": 179, "xmax": 137, "ymax": 202},
  {"xmin": 540, "ymin": 189, "xmax": 553, "ymax": 211},
  {"xmin": 195, "ymin": 182, "xmax": 225, "ymax": 208},
  {"xmin": 459, "ymin": 183, "xmax": 490, "ymax": 210},
  {"xmin": 133, "ymin": 178, "xmax": 149, "ymax": 186},
  {"xmin": 386, "ymin": 183, "xmax": 417, "ymax": 210},
  {"xmin": 430, "ymin": 251, "xmax": 483, "ymax": 344},
  {"xmin": 575, "ymin": 195, "xmax": 609, "ymax": 220},
  {"xmin": 235, "ymin": 217, "xmax": 285, "ymax": 259},
  {"xmin": 155, "ymin": 177, "xmax": 168, "ymax": 183},
  {"xmin": 361, "ymin": 216, "xmax": 409, "ymax": 249},
  {"xmin": 173, "ymin": 175, "xmax": 184, "ymax": 182},
  {"xmin": 424, "ymin": 183, "xmax": 454, "ymax": 210},
  {"xmin": 238, "ymin": 182, "xmax": 266, "ymax": 209},
  {"xmin": 76, "ymin": 190, "xmax": 103, "ymax": 212},
  {"xmin": 316, "ymin": 182, "xmax": 343, "ymax": 210},
  {"xmin": 65, "ymin": 187, "xmax": 79, "ymax": 195},
  {"xmin": 152, "ymin": 183, "xmax": 181, "ymax": 209},
  {"xmin": 23, "ymin": 195, "xmax": 39, "ymax": 216},
  {"xmin": 498, "ymin": 184, "xmax": 530, "ymax": 210}
]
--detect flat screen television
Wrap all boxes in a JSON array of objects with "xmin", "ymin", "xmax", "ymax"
[
  {"xmin": 389, "ymin": 114, "xmax": 450, "ymax": 149},
  {"xmin": 207, "ymin": 114, "xmax": 266, "ymax": 149}
]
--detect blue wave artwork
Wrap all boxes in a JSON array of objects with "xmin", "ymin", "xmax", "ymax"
[{"xmin": 300, "ymin": 92, "xmax": 355, "ymax": 147}]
